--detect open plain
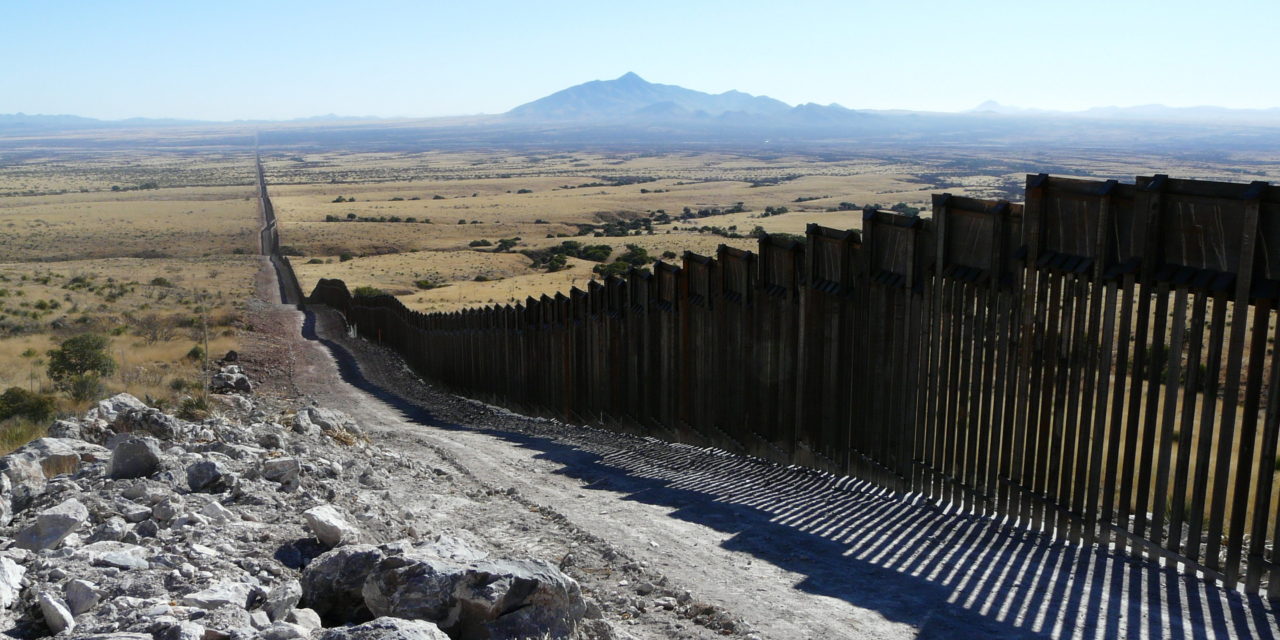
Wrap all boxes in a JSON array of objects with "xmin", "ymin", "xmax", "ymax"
[{"xmin": 2, "ymin": 124, "xmax": 1280, "ymax": 638}]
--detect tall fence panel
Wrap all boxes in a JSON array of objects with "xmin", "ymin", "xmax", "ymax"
[{"xmin": 307, "ymin": 173, "xmax": 1280, "ymax": 598}]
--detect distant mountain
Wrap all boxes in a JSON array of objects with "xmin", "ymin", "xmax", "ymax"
[
  {"xmin": 507, "ymin": 72, "xmax": 800, "ymax": 121},
  {"xmin": 505, "ymin": 72, "xmax": 874, "ymax": 129}
]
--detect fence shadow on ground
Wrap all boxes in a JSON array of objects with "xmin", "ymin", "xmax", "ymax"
[{"xmin": 300, "ymin": 308, "xmax": 1279, "ymax": 639}]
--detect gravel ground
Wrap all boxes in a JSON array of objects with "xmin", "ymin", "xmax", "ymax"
[{"xmin": 245, "ymin": 258, "xmax": 1280, "ymax": 639}]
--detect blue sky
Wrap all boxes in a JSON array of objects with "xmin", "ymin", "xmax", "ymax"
[{"xmin": 3, "ymin": 0, "xmax": 1277, "ymax": 120}]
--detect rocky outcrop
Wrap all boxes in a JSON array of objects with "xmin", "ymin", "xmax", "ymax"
[
  {"xmin": 15, "ymin": 498, "xmax": 88, "ymax": 550},
  {"xmin": 317, "ymin": 617, "xmax": 450, "ymax": 640},
  {"xmin": 0, "ymin": 364, "xmax": 617, "ymax": 639}
]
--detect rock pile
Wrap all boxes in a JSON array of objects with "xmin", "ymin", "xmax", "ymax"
[{"xmin": 0, "ymin": 385, "xmax": 590, "ymax": 639}]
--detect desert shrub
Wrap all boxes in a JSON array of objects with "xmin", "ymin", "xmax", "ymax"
[
  {"xmin": 186, "ymin": 345, "xmax": 205, "ymax": 362},
  {"xmin": 593, "ymin": 261, "xmax": 632, "ymax": 278},
  {"xmin": 352, "ymin": 286, "xmax": 385, "ymax": 298},
  {"xmin": 0, "ymin": 387, "xmax": 57, "ymax": 423},
  {"xmin": 339, "ymin": 253, "xmax": 354, "ymax": 262},
  {"xmin": 414, "ymin": 279, "xmax": 444, "ymax": 290},
  {"xmin": 47, "ymin": 334, "xmax": 115, "ymax": 400},
  {"xmin": 132, "ymin": 313, "xmax": 177, "ymax": 344},
  {"xmin": 469, "ymin": 239, "xmax": 493, "ymax": 248},
  {"xmin": 149, "ymin": 277, "xmax": 173, "ymax": 287},
  {"xmin": 177, "ymin": 396, "xmax": 209, "ymax": 421},
  {"xmin": 306, "ymin": 258, "xmax": 324, "ymax": 264}
]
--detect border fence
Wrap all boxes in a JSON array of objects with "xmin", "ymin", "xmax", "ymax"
[
  {"xmin": 308, "ymin": 173, "xmax": 1280, "ymax": 597},
  {"xmin": 256, "ymin": 154, "xmax": 303, "ymax": 304}
]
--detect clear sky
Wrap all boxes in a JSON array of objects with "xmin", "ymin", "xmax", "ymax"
[{"xmin": 4, "ymin": 0, "xmax": 1277, "ymax": 121}]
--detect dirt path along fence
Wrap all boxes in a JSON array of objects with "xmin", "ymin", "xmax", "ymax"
[{"xmin": 308, "ymin": 173, "xmax": 1280, "ymax": 598}]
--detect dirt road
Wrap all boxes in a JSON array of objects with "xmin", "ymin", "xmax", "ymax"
[{"xmin": 246, "ymin": 258, "xmax": 1279, "ymax": 639}]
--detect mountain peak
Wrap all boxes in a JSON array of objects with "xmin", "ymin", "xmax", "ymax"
[{"xmin": 507, "ymin": 73, "xmax": 791, "ymax": 121}]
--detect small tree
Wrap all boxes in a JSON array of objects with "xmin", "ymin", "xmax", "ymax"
[{"xmin": 47, "ymin": 334, "xmax": 116, "ymax": 400}]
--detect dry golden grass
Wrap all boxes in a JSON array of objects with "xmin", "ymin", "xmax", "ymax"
[
  {"xmin": 268, "ymin": 149, "xmax": 1280, "ymax": 314},
  {"xmin": 0, "ymin": 185, "xmax": 259, "ymax": 261}
]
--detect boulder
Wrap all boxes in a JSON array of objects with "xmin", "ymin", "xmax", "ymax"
[
  {"xmin": 47, "ymin": 419, "xmax": 82, "ymax": 440},
  {"xmin": 114, "ymin": 498, "xmax": 151, "ymax": 523},
  {"xmin": 186, "ymin": 459, "xmax": 234, "ymax": 493},
  {"xmin": 286, "ymin": 608, "xmax": 322, "ymax": 630},
  {"xmin": 180, "ymin": 581, "xmax": 254, "ymax": 610},
  {"xmin": 200, "ymin": 500, "xmax": 237, "ymax": 523},
  {"xmin": 150, "ymin": 495, "xmax": 184, "ymax": 522},
  {"xmin": 0, "ymin": 557, "xmax": 25, "ymax": 609},
  {"xmin": 38, "ymin": 592, "xmax": 76, "ymax": 635},
  {"xmin": 260, "ymin": 622, "xmax": 311, "ymax": 640},
  {"xmin": 300, "ymin": 544, "xmax": 385, "ymax": 624},
  {"xmin": 87, "ymin": 516, "xmax": 129, "ymax": 542},
  {"xmin": 264, "ymin": 579, "xmax": 302, "ymax": 622},
  {"xmin": 0, "ymin": 455, "xmax": 45, "ymax": 512},
  {"xmin": 304, "ymin": 505, "xmax": 360, "ymax": 547},
  {"xmin": 298, "ymin": 407, "xmax": 363, "ymax": 439},
  {"xmin": 0, "ymin": 474, "xmax": 12, "ymax": 526},
  {"xmin": 4, "ymin": 437, "xmax": 110, "ymax": 479},
  {"xmin": 317, "ymin": 617, "xmax": 450, "ymax": 640},
  {"xmin": 114, "ymin": 407, "xmax": 185, "ymax": 440},
  {"xmin": 362, "ymin": 551, "xmax": 587, "ymax": 640},
  {"xmin": 262, "ymin": 457, "xmax": 301, "ymax": 490},
  {"xmin": 211, "ymin": 371, "xmax": 252, "ymax": 394},
  {"xmin": 155, "ymin": 621, "xmax": 205, "ymax": 640},
  {"xmin": 65, "ymin": 579, "xmax": 100, "ymax": 615},
  {"xmin": 15, "ymin": 497, "xmax": 89, "ymax": 550},
  {"xmin": 85, "ymin": 393, "xmax": 147, "ymax": 423},
  {"xmin": 79, "ymin": 541, "xmax": 150, "ymax": 570},
  {"xmin": 109, "ymin": 436, "xmax": 163, "ymax": 479}
]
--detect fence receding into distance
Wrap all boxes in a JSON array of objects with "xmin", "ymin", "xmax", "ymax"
[
  {"xmin": 256, "ymin": 153, "xmax": 303, "ymax": 304},
  {"xmin": 308, "ymin": 173, "xmax": 1280, "ymax": 598}
]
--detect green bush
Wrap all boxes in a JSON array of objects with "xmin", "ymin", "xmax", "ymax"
[
  {"xmin": 352, "ymin": 286, "xmax": 385, "ymax": 298},
  {"xmin": 0, "ymin": 387, "xmax": 57, "ymax": 423},
  {"xmin": 47, "ymin": 334, "xmax": 115, "ymax": 399}
]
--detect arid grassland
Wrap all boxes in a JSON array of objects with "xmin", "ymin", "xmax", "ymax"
[
  {"xmin": 266, "ymin": 147, "xmax": 1280, "ymax": 313},
  {"xmin": 0, "ymin": 148, "xmax": 259, "ymax": 448},
  {"xmin": 3, "ymin": 136, "xmax": 1279, "ymax": 450}
]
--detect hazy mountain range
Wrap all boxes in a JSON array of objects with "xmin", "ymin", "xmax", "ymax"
[
  {"xmin": 3, "ymin": 73, "xmax": 1279, "ymax": 153},
  {"xmin": 505, "ymin": 71, "xmax": 865, "ymax": 126}
]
